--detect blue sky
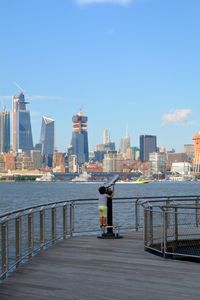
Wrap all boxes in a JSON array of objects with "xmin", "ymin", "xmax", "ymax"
[{"xmin": 1, "ymin": 0, "xmax": 200, "ymax": 152}]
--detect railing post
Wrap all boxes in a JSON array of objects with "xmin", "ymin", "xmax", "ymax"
[
  {"xmin": 143, "ymin": 209, "xmax": 148, "ymax": 247},
  {"xmin": 70, "ymin": 203, "xmax": 74, "ymax": 236},
  {"xmin": 174, "ymin": 207, "xmax": 178, "ymax": 243},
  {"xmin": 135, "ymin": 199, "xmax": 139, "ymax": 231},
  {"xmin": 63, "ymin": 204, "xmax": 67, "ymax": 239},
  {"xmin": 163, "ymin": 210, "xmax": 167, "ymax": 258},
  {"xmin": 149, "ymin": 207, "xmax": 153, "ymax": 245},
  {"xmin": 195, "ymin": 197, "xmax": 199, "ymax": 227},
  {"xmin": 15, "ymin": 216, "xmax": 21, "ymax": 265},
  {"xmin": 1, "ymin": 221, "xmax": 8, "ymax": 276},
  {"xmin": 51, "ymin": 207, "xmax": 56, "ymax": 242},
  {"xmin": 40, "ymin": 209, "xmax": 45, "ymax": 248},
  {"xmin": 28, "ymin": 212, "xmax": 33, "ymax": 258},
  {"xmin": 166, "ymin": 198, "xmax": 170, "ymax": 229}
]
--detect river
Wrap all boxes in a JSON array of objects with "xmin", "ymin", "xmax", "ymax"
[{"xmin": 0, "ymin": 181, "xmax": 200, "ymax": 214}]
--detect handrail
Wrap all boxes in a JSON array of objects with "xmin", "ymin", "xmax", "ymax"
[
  {"xmin": 1, "ymin": 194, "xmax": 200, "ymax": 281},
  {"xmin": 1, "ymin": 195, "xmax": 199, "ymax": 219}
]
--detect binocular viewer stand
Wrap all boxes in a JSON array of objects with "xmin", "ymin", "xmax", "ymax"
[{"xmin": 98, "ymin": 187, "xmax": 123, "ymax": 239}]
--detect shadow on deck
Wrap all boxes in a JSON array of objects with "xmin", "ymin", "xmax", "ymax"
[{"xmin": 0, "ymin": 231, "xmax": 200, "ymax": 300}]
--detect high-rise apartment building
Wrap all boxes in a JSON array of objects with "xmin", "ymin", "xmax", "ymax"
[
  {"xmin": 149, "ymin": 152, "xmax": 167, "ymax": 175},
  {"xmin": 39, "ymin": 116, "xmax": 54, "ymax": 167},
  {"xmin": 70, "ymin": 111, "xmax": 89, "ymax": 165},
  {"xmin": 68, "ymin": 154, "xmax": 78, "ymax": 173},
  {"xmin": 103, "ymin": 151, "xmax": 123, "ymax": 172},
  {"xmin": 140, "ymin": 135, "xmax": 157, "ymax": 161},
  {"xmin": 13, "ymin": 92, "xmax": 33, "ymax": 152},
  {"xmin": 0, "ymin": 108, "xmax": 10, "ymax": 153}
]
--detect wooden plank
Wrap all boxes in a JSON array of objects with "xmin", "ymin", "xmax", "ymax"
[{"xmin": 0, "ymin": 232, "xmax": 200, "ymax": 299}]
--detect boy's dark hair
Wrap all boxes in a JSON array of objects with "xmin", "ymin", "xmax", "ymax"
[{"xmin": 98, "ymin": 186, "xmax": 106, "ymax": 194}]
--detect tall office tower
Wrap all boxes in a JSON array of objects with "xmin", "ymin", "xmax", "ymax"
[
  {"xmin": 13, "ymin": 92, "xmax": 33, "ymax": 152},
  {"xmin": 103, "ymin": 129, "xmax": 110, "ymax": 145},
  {"xmin": 140, "ymin": 135, "xmax": 157, "ymax": 162},
  {"xmin": 0, "ymin": 108, "xmax": 10, "ymax": 153},
  {"xmin": 71, "ymin": 111, "xmax": 89, "ymax": 165},
  {"xmin": 39, "ymin": 116, "xmax": 54, "ymax": 167},
  {"xmin": 119, "ymin": 130, "xmax": 131, "ymax": 154}
]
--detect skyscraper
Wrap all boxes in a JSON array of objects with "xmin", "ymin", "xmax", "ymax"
[
  {"xmin": 140, "ymin": 135, "xmax": 157, "ymax": 161},
  {"xmin": 70, "ymin": 111, "xmax": 89, "ymax": 165},
  {"xmin": 13, "ymin": 92, "xmax": 33, "ymax": 152},
  {"xmin": 39, "ymin": 116, "xmax": 54, "ymax": 167},
  {"xmin": 119, "ymin": 130, "xmax": 131, "ymax": 154},
  {"xmin": 103, "ymin": 129, "xmax": 110, "ymax": 145},
  {"xmin": 0, "ymin": 108, "xmax": 10, "ymax": 153}
]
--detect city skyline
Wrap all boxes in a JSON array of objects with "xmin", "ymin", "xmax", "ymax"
[
  {"xmin": 1, "ymin": 0, "xmax": 200, "ymax": 152},
  {"xmin": 0, "ymin": 91, "xmax": 197, "ymax": 154}
]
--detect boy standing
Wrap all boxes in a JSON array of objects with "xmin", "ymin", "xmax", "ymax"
[{"xmin": 98, "ymin": 186, "xmax": 108, "ymax": 228}]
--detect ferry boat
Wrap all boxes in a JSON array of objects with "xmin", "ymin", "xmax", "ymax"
[
  {"xmin": 71, "ymin": 172, "xmax": 92, "ymax": 182},
  {"xmin": 35, "ymin": 173, "xmax": 55, "ymax": 182}
]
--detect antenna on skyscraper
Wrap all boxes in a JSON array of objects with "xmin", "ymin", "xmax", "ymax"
[{"xmin": 14, "ymin": 82, "xmax": 24, "ymax": 93}]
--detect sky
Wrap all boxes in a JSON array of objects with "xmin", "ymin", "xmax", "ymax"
[{"xmin": 1, "ymin": 0, "xmax": 200, "ymax": 152}]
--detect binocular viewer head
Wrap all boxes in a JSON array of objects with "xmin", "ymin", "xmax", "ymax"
[
  {"xmin": 98, "ymin": 175, "xmax": 119, "ymax": 196},
  {"xmin": 104, "ymin": 174, "xmax": 119, "ymax": 188}
]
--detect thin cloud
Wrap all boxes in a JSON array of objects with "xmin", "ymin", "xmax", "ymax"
[
  {"xmin": 77, "ymin": 0, "xmax": 132, "ymax": 5},
  {"xmin": 161, "ymin": 109, "xmax": 192, "ymax": 125}
]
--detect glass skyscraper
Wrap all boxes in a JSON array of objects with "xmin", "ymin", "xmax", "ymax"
[
  {"xmin": 70, "ymin": 111, "xmax": 89, "ymax": 165},
  {"xmin": 13, "ymin": 92, "xmax": 33, "ymax": 152},
  {"xmin": 39, "ymin": 116, "xmax": 54, "ymax": 167},
  {"xmin": 0, "ymin": 109, "xmax": 10, "ymax": 153},
  {"xmin": 140, "ymin": 135, "xmax": 157, "ymax": 161}
]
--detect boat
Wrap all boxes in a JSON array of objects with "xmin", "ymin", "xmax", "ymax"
[
  {"xmin": 35, "ymin": 173, "xmax": 55, "ymax": 182},
  {"xmin": 116, "ymin": 178, "xmax": 151, "ymax": 184},
  {"xmin": 71, "ymin": 172, "xmax": 92, "ymax": 182},
  {"xmin": 132, "ymin": 178, "xmax": 151, "ymax": 184}
]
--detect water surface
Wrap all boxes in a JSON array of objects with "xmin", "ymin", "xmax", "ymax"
[{"xmin": 0, "ymin": 181, "xmax": 200, "ymax": 214}]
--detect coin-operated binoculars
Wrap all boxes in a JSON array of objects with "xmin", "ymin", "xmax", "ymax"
[{"xmin": 98, "ymin": 174, "xmax": 123, "ymax": 239}]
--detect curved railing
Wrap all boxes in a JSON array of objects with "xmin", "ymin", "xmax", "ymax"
[
  {"xmin": 1, "ymin": 195, "xmax": 200, "ymax": 280},
  {"xmin": 141, "ymin": 196, "xmax": 200, "ymax": 261}
]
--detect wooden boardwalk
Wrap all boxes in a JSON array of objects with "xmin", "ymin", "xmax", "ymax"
[{"xmin": 0, "ymin": 231, "xmax": 200, "ymax": 300}]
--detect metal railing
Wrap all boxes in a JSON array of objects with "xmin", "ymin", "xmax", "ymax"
[
  {"xmin": 142, "ymin": 198, "xmax": 200, "ymax": 260},
  {"xmin": 1, "ymin": 195, "xmax": 200, "ymax": 280}
]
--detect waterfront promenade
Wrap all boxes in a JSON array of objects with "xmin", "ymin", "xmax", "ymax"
[{"xmin": 0, "ymin": 232, "xmax": 200, "ymax": 300}]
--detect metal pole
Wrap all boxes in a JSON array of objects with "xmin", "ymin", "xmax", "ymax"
[
  {"xmin": 195, "ymin": 198, "xmax": 199, "ymax": 227},
  {"xmin": 174, "ymin": 207, "xmax": 178, "ymax": 243},
  {"xmin": 51, "ymin": 207, "xmax": 56, "ymax": 243},
  {"xmin": 163, "ymin": 210, "xmax": 167, "ymax": 258},
  {"xmin": 107, "ymin": 196, "xmax": 113, "ymax": 235},
  {"xmin": 143, "ymin": 209, "xmax": 148, "ymax": 247},
  {"xmin": 135, "ymin": 199, "xmax": 139, "ymax": 231},
  {"xmin": 40, "ymin": 209, "xmax": 45, "ymax": 248},
  {"xmin": 70, "ymin": 203, "xmax": 74, "ymax": 236},
  {"xmin": 1, "ymin": 221, "xmax": 8, "ymax": 276},
  {"xmin": 149, "ymin": 207, "xmax": 153, "ymax": 245},
  {"xmin": 15, "ymin": 216, "xmax": 21, "ymax": 265},
  {"xmin": 28, "ymin": 213, "xmax": 33, "ymax": 258},
  {"xmin": 63, "ymin": 205, "xmax": 67, "ymax": 239}
]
